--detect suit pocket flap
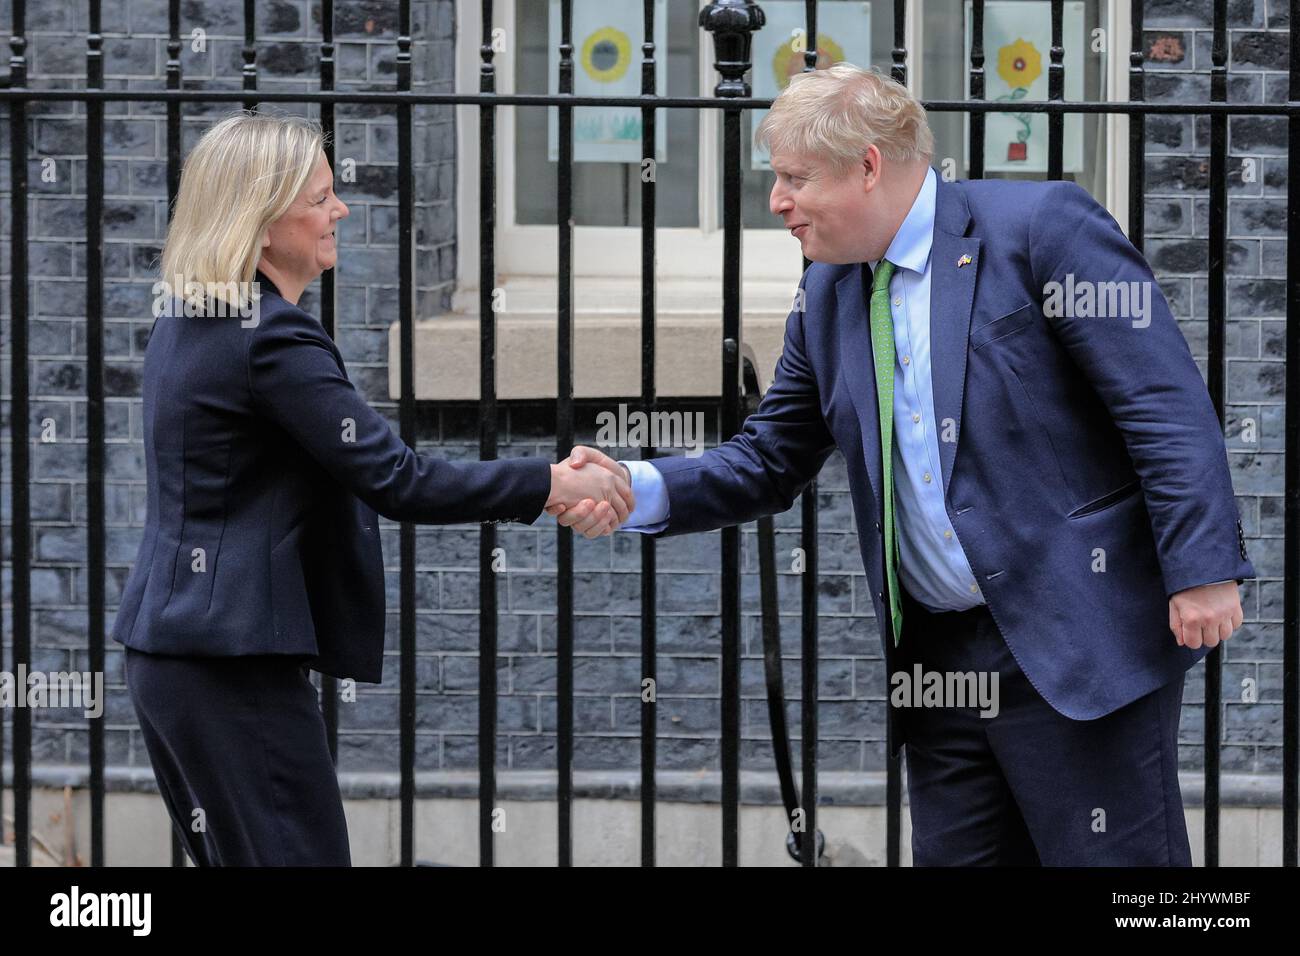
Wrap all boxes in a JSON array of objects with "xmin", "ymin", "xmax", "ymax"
[
  {"xmin": 1068, "ymin": 479, "xmax": 1142, "ymax": 519},
  {"xmin": 971, "ymin": 303, "xmax": 1034, "ymax": 350}
]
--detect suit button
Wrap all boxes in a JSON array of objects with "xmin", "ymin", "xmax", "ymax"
[
  {"xmin": 875, "ymin": 521, "xmax": 882, "ymax": 532},
  {"xmin": 877, "ymin": 591, "xmax": 884, "ymax": 602}
]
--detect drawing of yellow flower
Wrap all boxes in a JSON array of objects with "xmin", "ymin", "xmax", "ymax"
[
  {"xmin": 581, "ymin": 26, "xmax": 632, "ymax": 84},
  {"xmin": 997, "ymin": 38, "xmax": 1042, "ymax": 89},
  {"xmin": 772, "ymin": 33, "xmax": 846, "ymax": 89}
]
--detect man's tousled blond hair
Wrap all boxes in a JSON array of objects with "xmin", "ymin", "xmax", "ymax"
[{"xmin": 755, "ymin": 63, "xmax": 933, "ymax": 172}]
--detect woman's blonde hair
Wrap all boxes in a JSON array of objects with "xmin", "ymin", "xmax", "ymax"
[
  {"xmin": 159, "ymin": 109, "xmax": 326, "ymax": 310},
  {"xmin": 755, "ymin": 63, "xmax": 934, "ymax": 172}
]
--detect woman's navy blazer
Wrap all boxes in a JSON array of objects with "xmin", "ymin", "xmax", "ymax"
[{"xmin": 111, "ymin": 270, "xmax": 551, "ymax": 682}]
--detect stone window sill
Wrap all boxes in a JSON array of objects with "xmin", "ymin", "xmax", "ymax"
[{"xmin": 388, "ymin": 276, "xmax": 800, "ymax": 400}]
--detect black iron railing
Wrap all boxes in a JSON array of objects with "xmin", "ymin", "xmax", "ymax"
[{"xmin": 0, "ymin": 0, "xmax": 1295, "ymax": 869}]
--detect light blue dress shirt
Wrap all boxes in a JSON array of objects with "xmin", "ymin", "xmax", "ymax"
[{"xmin": 621, "ymin": 166, "xmax": 987, "ymax": 611}]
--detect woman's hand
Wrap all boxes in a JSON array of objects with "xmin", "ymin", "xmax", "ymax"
[{"xmin": 546, "ymin": 450, "xmax": 635, "ymax": 538}]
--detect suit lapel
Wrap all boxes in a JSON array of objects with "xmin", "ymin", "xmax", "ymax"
[
  {"xmin": 929, "ymin": 180, "xmax": 980, "ymax": 497},
  {"xmin": 838, "ymin": 264, "xmax": 883, "ymax": 523}
]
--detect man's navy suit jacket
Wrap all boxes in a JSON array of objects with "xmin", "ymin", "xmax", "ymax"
[
  {"xmin": 111, "ymin": 270, "xmax": 552, "ymax": 683},
  {"xmin": 644, "ymin": 177, "xmax": 1254, "ymax": 758}
]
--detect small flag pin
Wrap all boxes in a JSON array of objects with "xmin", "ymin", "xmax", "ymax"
[{"xmin": 957, "ymin": 254, "xmax": 973, "ymax": 268}]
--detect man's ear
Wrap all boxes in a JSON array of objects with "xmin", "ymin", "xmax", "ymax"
[{"xmin": 861, "ymin": 146, "xmax": 881, "ymax": 192}]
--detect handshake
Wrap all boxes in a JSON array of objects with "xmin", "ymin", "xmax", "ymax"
[{"xmin": 545, "ymin": 445, "xmax": 634, "ymax": 538}]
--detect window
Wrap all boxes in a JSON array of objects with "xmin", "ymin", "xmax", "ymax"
[
  {"xmin": 454, "ymin": 0, "xmax": 1131, "ymax": 290},
  {"xmin": 425, "ymin": 0, "xmax": 1132, "ymax": 401},
  {"xmin": 918, "ymin": 0, "xmax": 1129, "ymax": 211}
]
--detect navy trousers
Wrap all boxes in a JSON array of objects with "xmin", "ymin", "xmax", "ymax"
[
  {"xmin": 125, "ymin": 647, "xmax": 351, "ymax": 866},
  {"xmin": 897, "ymin": 586, "xmax": 1193, "ymax": 866}
]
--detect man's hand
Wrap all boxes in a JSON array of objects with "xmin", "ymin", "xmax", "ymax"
[
  {"xmin": 546, "ymin": 446, "xmax": 634, "ymax": 538},
  {"xmin": 546, "ymin": 446, "xmax": 633, "ymax": 537},
  {"xmin": 1168, "ymin": 580, "xmax": 1244, "ymax": 649}
]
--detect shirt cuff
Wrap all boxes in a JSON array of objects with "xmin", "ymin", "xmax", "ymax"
[{"xmin": 620, "ymin": 459, "xmax": 670, "ymax": 533}]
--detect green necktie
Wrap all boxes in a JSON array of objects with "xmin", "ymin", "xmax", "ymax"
[{"xmin": 868, "ymin": 259, "xmax": 903, "ymax": 648}]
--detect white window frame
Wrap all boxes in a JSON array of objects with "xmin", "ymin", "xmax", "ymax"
[{"xmin": 451, "ymin": 0, "xmax": 1133, "ymax": 304}]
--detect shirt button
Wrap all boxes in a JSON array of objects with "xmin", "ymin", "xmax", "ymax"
[
  {"xmin": 902, "ymin": 355, "xmax": 910, "ymax": 365},
  {"xmin": 912, "ymin": 413, "xmax": 920, "ymax": 423},
  {"xmin": 893, "ymin": 297, "xmax": 902, "ymax": 307},
  {"xmin": 923, "ymin": 472, "xmax": 932, "ymax": 483},
  {"xmin": 944, "ymin": 530, "xmax": 952, "ymax": 539},
  {"xmin": 970, "ymin": 583, "xmax": 979, "ymax": 593}
]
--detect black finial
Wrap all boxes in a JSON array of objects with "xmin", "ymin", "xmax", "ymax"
[{"xmin": 698, "ymin": 0, "xmax": 766, "ymax": 98}]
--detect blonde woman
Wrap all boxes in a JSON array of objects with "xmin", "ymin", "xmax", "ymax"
[{"xmin": 112, "ymin": 111, "xmax": 631, "ymax": 866}]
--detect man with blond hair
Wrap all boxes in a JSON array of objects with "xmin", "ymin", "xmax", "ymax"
[{"xmin": 552, "ymin": 63, "xmax": 1251, "ymax": 866}]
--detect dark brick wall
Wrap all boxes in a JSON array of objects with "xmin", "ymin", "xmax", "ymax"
[{"xmin": 1143, "ymin": 0, "xmax": 1288, "ymax": 773}]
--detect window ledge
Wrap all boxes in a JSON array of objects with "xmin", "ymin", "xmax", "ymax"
[{"xmin": 389, "ymin": 276, "xmax": 801, "ymax": 400}]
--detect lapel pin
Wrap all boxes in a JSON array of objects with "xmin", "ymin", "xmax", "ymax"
[{"xmin": 957, "ymin": 254, "xmax": 973, "ymax": 268}]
